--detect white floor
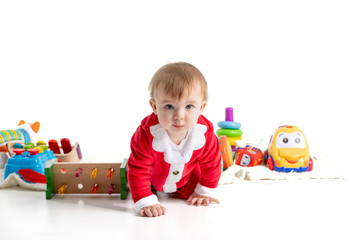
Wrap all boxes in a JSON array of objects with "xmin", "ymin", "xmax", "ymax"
[{"xmin": 1, "ymin": 179, "xmax": 359, "ymax": 240}]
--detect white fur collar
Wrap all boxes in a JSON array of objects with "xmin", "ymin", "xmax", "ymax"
[{"xmin": 150, "ymin": 123, "xmax": 207, "ymax": 193}]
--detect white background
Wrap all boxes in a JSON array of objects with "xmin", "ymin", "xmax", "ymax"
[{"xmin": 1, "ymin": 0, "xmax": 359, "ymax": 177}]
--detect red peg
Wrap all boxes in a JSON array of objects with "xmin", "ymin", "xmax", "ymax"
[
  {"xmin": 13, "ymin": 149, "xmax": 25, "ymax": 155},
  {"xmin": 28, "ymin": 149, "xmax": 39, "ymax": 155},
  {"xmin": 48, "ymin": 140, "xmax": 61, "ymax": 154},
  {"xmin": 91, "ymin": 184, "xmax": 99, "ymax": 193},
  {"xmin": 108, "ymin": 184, "xmax": 115, "ymax": 195},
  {"xmin": 60, "ymin": 138, "xmax": 72, "ymax": 154}
]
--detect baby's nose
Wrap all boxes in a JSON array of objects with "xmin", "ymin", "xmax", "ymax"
[{"xmin": 174, "ymin": 109, "xmax": 184, "ymax": 119}]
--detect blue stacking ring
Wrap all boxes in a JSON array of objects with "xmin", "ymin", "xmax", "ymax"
[{"xmin": 217, "ymin": 121, "xmax": 241, "ymax": 129}]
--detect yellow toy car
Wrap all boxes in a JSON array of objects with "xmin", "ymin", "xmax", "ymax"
[{"xmin": 264, "ymin": 125, "xmax": 313, "ymax": 172}]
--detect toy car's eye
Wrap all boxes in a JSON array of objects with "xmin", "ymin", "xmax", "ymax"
[
  {"xmin": 240, "ymin": 154, "xmax": 251, "ymax": 166},
  {"xmin": 276, "ymin": 132, "xmax": 306, "ymax": 148}
]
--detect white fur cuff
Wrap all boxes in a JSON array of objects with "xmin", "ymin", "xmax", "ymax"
[
  {"xmin": 194, "ymin": 183, "xmax": 217, "ymax": 198},
  {"xmin": 134, "ymin": 194, "xmax": 160, "ymax": 213}
]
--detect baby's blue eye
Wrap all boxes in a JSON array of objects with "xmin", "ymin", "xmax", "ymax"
[
  {"xmin": 165, "ymin": 104, "xmax": 174, "ymax": 110},
  {"xmin": 185, "ymin": 105, "xmax": 194, "ymax": 110}
]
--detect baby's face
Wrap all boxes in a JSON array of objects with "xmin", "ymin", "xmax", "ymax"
[{"xmin": 150, "ymin": 83, "xmax": 206, "ymax": 143}]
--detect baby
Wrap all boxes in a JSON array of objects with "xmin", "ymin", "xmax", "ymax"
[{"xmin": 127, "ymin": 62, "xmax": 221, "ymax": 217}]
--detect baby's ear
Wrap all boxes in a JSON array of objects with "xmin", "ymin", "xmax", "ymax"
[
  {"xmin": 149, "ymin": 99, "xmax": 157, "ymax": 115},
  {"xmin": 200, "ymin": 102, "xmax": 207, "ymax": 112}
]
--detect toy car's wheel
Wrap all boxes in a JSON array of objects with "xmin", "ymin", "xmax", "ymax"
[
  {"xmin": 308, "ymin": 158, "xmax": 313, "ymax": 171},
  {"xmin": 263, "ymin": 150, "xmax": 268, "ymax": 164},
  {"xmin": 267, "ymin": 157, "xmax": 274, "ymax": 171}
]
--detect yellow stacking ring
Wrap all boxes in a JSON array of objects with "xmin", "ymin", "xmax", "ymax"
[{"xmin": 227, "ymin": 137, "xmax": 242, "ymax": 146}]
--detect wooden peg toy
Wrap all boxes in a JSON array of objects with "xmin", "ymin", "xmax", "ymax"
[
  {"xmin": 45, "ymin": 159, "xmax": 129, "ymax": 200},
  {"xmin": 108, "ymin": 184, "xmax": 115, "ymax": 195},
  {"xmin": 75, "ymin": 168, "xmax": 83, "ymax": 177},
  {"xmin": 58, "ymin": 184, "xmax": 67, "ymax": 194},
  {"xmin": 91, "ymin": 168, "xmax": 98, "ymax": 178},
  {"xmin": 107, "ymin": 168, "xmax": 114, "ymax": 179},
  {"xmin": 91, "ymin": 184, "xmax": 99, "ymax": 193}
]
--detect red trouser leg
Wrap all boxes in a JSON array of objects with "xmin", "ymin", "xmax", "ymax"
[{"xmin": 172, "ymin": 164, "xmax": 201, "ymax": 199}]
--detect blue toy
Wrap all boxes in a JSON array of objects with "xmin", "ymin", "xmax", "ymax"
[{"xmin": 4, "ymin": 145, "xmax": 56, "ymax": 183}]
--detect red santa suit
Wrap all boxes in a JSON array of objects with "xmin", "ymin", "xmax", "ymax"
[{"xmin": 128, "ymin": 113, "xmax": 221, "ymax": 212}]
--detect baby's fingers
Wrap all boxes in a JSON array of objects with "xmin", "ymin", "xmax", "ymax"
[
  {"xmin": 157, "ymin": 206, "xmax": 166, "ymax": 216},
  {"xmin": 196, "ymin": 198, "xmax": 204, "ymax": 206},
  {"xmin": 153, "ymin": 205, "xmax": 165, "ymax": 217},
  {"xmin": 145, "ymin": 208, "xmax": 154, "ymax": 217},
  {"xmin": 209, "ymin": 198, "xmax": 220, "ymax": 204},
  {"xmin": 139, "ymin": 204, "xmax": 166, "ymax": 217},
  {"xmin": 160, "ymin": 205, "xmax": 167, "ymax": 215},
  {"xmin": 202, "ymin": 198, "xmax": 210, "ymax": 206},
  {"xmin": 186, "ymin": 195, "xmax": 194, "ymax": 203},
  {"xmin": 139, "ymin": 209, "xmax": 145, "ymax": 217},
  {"xmin": 189, "ymin": 197, "xmax": 199, "ymax": 206}
]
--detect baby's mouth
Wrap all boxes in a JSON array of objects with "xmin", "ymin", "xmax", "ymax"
[{"xmin": 173, "ymin": 124, "xmax": 184, "ymax": 129}]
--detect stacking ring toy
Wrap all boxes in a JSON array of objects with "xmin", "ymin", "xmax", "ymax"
[
  {"xmin": 216, "ymin": 129, "xmax": 243, "ymax": 138},
  {"xmin": 227, "ymin": 137, "xmax": 242, "ymax": 146},
  {"xmin": 218, "ymin": 121, "xmax": 241, "ymax": 129}
]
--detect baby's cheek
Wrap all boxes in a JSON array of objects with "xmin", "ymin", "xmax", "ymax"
[
  {"xmin": 157, "ymin": 116, "xmax": 171, "ymax": 128},
  {"xmin": 188, "ymin": 115, "xmax": 201, "ymax": 127}
]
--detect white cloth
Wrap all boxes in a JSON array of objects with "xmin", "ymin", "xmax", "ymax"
[{"xmin": 0, "ymin": 169, "xmax": 46, "ymax": 191}]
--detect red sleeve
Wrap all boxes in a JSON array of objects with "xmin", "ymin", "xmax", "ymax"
[
  {"xmin": 197, "ymin": 128, "xmax": 222, "ymax": 189},
  {"xmin": 127, "ymin": 125, "xmax": 154, "ymax": 203}
]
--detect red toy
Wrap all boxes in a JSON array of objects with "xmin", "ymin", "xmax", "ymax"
[{"xmin": 234, "ymin": 145, "xmax": 264, "ymax": 167}]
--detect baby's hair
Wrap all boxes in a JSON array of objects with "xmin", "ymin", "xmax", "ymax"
[{"xmin": 148, "ymin": 62, "xmax": 208, "ymax": 102}]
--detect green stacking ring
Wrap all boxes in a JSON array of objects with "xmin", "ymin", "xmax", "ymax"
[{"xmin": 216, "ymin": 128, "xmax": 243, "ymax": 137}]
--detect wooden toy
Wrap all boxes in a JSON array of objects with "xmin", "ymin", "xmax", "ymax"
[
  {"xmin": 45, "ymin": 158, "xmax": 129, "ymax": 200},
  {"xmin": 48, "ymin": 138, "xmax": 82, "ymax": 162},
  {"xmin": 53, "ymin": 142, "xmax": 82, "ymax": 162}
]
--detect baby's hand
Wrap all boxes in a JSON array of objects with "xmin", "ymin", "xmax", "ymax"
[
  {"xmin": 186, "ymin": 192, "xmax": 220, "ymax": 206},
  {"xmin": 139, "ymin": 204, "xmax": 166, "ymax": 217}
]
